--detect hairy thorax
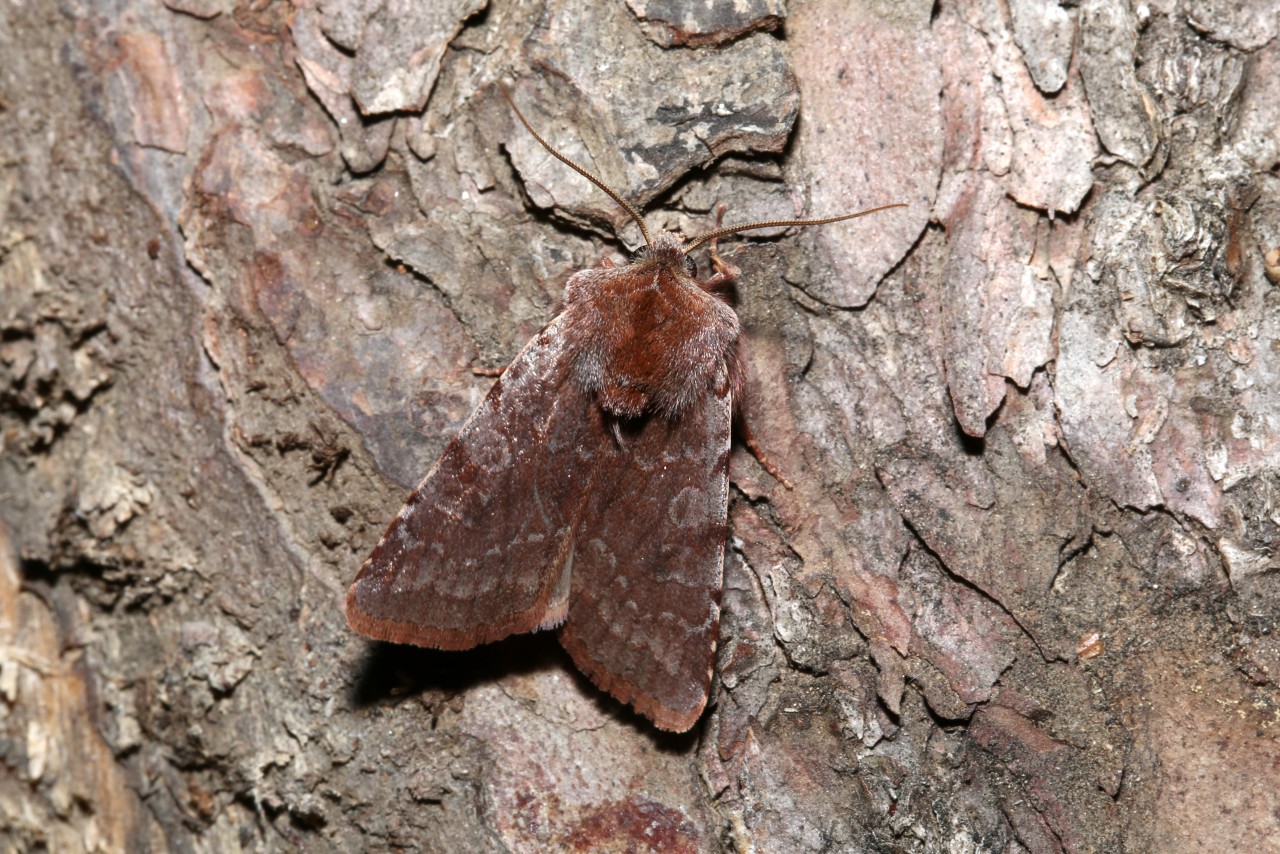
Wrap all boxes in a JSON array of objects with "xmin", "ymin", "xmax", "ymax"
[{"xmin": 560, "ymin": 234, "xmax": 741, "ymax": 418}]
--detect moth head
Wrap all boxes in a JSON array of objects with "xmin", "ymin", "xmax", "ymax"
[{"xmin": 626, "ymin": 233, "xmax": 697, "ymax": 278}]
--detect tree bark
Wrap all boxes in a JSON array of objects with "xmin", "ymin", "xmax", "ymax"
[{"xmin": 3, "ymin": 0, "xmax": 1279, "ymax": 851}]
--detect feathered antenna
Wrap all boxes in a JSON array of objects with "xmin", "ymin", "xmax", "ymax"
[
  {"xmin": 500, "ymin": 82, "xmax": 905, "ymax": 251},
  {"xmin": 500, "ymin": 83, "xmax": 653, "ymax": 247}
]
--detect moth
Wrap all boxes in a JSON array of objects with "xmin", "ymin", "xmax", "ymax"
[{"xmin": 346, "ymin": 84, "xmax": 901, "ymax": 732}]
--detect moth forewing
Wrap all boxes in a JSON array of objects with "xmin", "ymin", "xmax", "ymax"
[{"xmin": 345, "ymin": 316, "xmax": 597, "ymax": 650}]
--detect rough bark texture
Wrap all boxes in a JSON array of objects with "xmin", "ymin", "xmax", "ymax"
[{"xmin": 2, "ymin": 0, "xmax": 1279, "ymax": 851}]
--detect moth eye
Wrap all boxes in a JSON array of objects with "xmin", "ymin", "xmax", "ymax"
[
  {"xmin": 628, "ymin": 248, "xmax": 647, "ymax": 265},
  {"xmin": 683, "ymin": 256, "xmax": 697, "ymax": 278}
]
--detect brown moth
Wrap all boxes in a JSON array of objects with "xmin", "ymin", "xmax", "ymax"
[{"xmin": 346, "ymin": 84, "xmax": 902, "ymax": 732}]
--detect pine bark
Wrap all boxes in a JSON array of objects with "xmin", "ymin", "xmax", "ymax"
[{"xmin": 3, "ymin": 0, "xmax": 1279, "ymax": 851}]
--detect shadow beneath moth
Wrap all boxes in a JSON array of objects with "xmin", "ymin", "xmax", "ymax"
[{"xmin": 346, "ymin": 84, "xmax": 903, "ymax": 732}]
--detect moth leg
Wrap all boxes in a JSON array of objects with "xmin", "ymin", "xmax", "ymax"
[
  {"xmin": 711, "ymin": 201, "xmax": 728, "ymax": 231},
  {"xmin": 737, "ymin": 411, "xmax": 795, "ymax": 490},
  {"xmin": 472, "ymin": 365, "xmax": 505, "ymax": 377},
  {"xmin": 701, "ymin": 204, "xmax": 740, "ymax": 293},
  {"xmin": 701, "ymin": 203, "xmax": 787, "ymax": 488},
  {"xmin": 606, "ymin": 414, "xmax": 627, "ymax": 449}
]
